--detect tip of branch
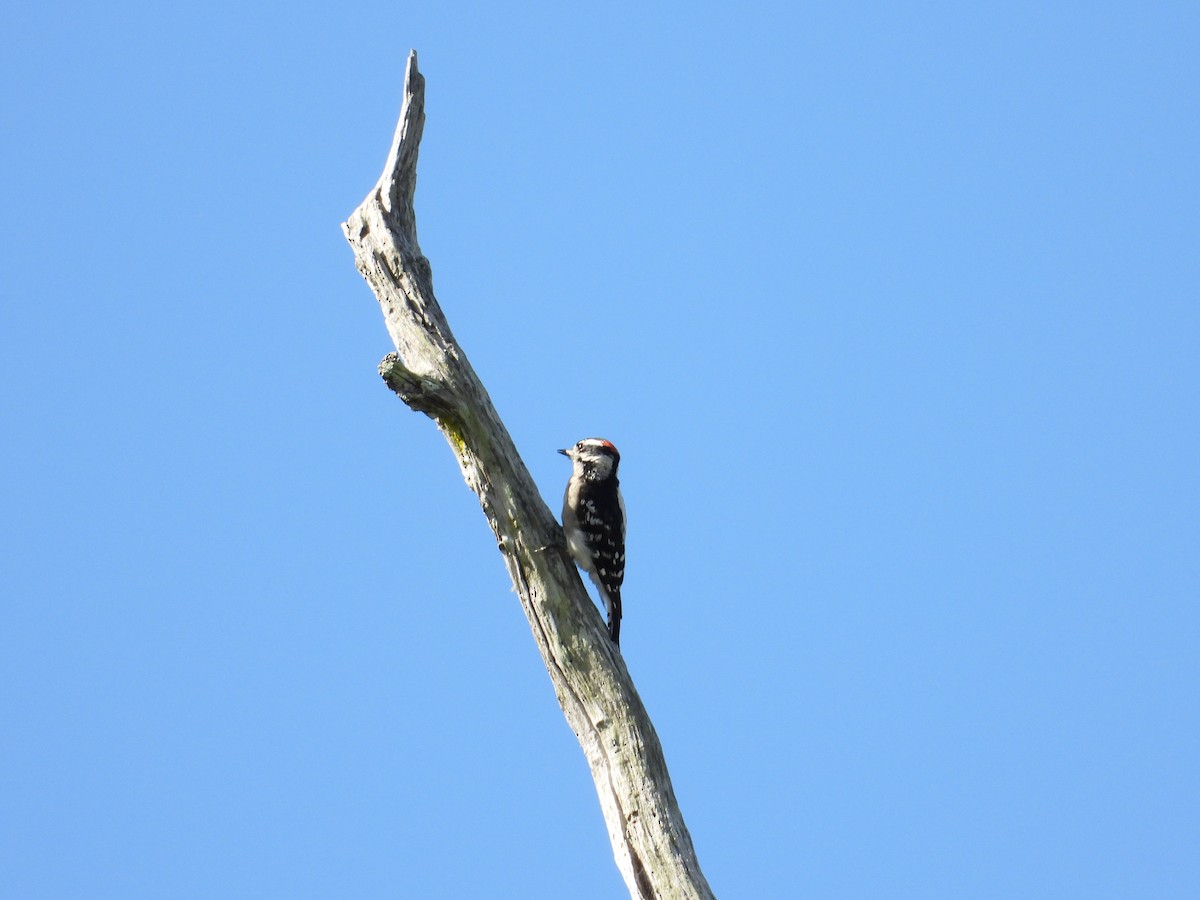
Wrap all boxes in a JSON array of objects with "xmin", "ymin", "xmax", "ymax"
[{"xmin": 378, "ymin": 50, "xmax": 426, "ymax": 216}]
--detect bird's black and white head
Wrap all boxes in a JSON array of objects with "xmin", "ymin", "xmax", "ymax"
[{"xmin": 558, "ymin": 438, "xmax": 620, "ymax": 481}]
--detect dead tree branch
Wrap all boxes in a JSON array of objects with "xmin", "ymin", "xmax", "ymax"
[{"xmin": 341, "ymin": 51, "xmax": 714, "ymax": 900}]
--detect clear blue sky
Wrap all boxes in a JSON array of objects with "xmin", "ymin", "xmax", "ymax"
[{"xmin": 3, "ymin": 2, "xmax": 1197, "ymax": 897}]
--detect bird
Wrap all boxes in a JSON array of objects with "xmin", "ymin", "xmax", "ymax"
[{"xmin": 559, "ymin": 438, "xmax": 626, "ymax": 645}]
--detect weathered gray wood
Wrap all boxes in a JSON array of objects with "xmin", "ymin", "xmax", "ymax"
[{"xmin": 341, "ymin": 51, "xmax": 715, "ymax": 900}]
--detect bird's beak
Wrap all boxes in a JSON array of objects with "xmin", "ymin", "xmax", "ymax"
[{"xmin": 558, "ymin": 448, "xmax": 570, "ymax": 457}]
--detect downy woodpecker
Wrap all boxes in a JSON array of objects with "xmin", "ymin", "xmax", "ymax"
[{"xmin": 559, "ymin": 438, "xmax": 626, "ymax": 645}]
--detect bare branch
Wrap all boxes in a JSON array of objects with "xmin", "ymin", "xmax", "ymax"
[{"xmin": 342, "ymin": 51, "xmax": 715, "ymax": 900}]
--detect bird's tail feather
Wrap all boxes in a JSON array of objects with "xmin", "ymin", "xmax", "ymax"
[{"xmin": 607, "ymin": 595, "xmax": 622, "ymax": 646}]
